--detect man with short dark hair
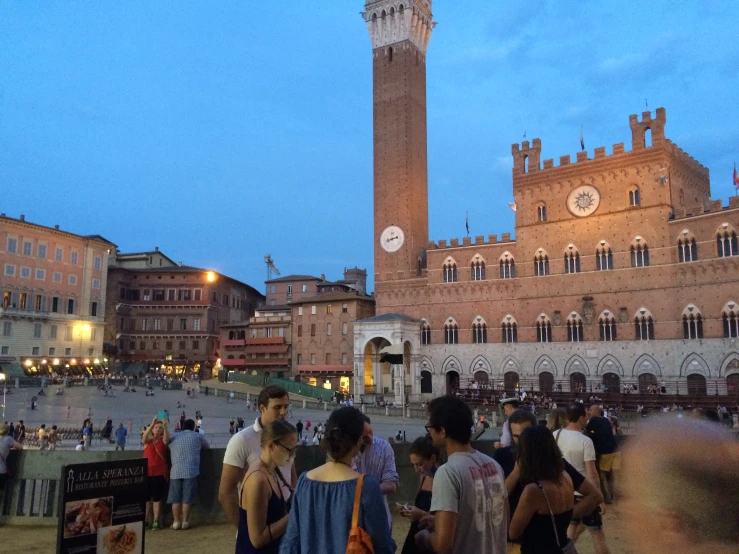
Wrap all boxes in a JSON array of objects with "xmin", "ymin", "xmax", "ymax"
[
  {"xmin": 114, "ymin": 423, "xmax": 127, "ymax": 451},
  {"xmin": 218, "ymin": 385, "xmax": 297, "ymax": 527},
  {"xmin": 416, "ymin": 395, "xmax": 507, "ymax": 554},
  {"xmin": 558, "ymin": 403, "xmax": 611, "ymax": 554},
  {"xmin": 586, "ymin": 404, "xmax": 616, "ymax": 503},
  {"xmin": 355, "ymin": 414, "xmax": 399, "ymax": 529},
  {"xmin": 168, "ymin": 418, "xmax": 209, "ymax": 530}
]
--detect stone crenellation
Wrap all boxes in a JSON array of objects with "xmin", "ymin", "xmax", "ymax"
[
  {"xmin": 428, "ymin": 233, "xmax": 515, "ymax": 250},
  {"xmin": 671, "ymin": 196, "xmax": 739, "ymax": 220},
  {"xmin": 511, "ymin": 109, "xmax": 708, "ymax": 182}
]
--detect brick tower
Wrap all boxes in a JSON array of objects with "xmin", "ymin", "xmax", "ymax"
[{"xmin": 363, "ymin": 1, "xmax": 434, "ymax": 282}]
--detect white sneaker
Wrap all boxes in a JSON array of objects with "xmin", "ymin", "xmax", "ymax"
[
  {"xmin": 182, "ymin": 522, "xmax": 190, "ymax": 530},
  {"xmin": 172, "ymin": 522, "xmax": 181, "ymax": 530}
]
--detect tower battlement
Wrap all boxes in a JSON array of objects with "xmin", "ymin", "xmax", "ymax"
[
  {"xmin": 363, "ymin": 1, "xmax": 435, "ymax": 53},
  {"xmin": 510, "ymin": 108, "xmax": 707, "ymax": 182}
]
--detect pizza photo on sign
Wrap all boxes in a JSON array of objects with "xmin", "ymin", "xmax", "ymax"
[
  {"xmin": 63, "ymin": 496, "xmax": 113, "ymax": 538},
  {"xmin": 97, "ymin": 521, "xmax": 143, "ymax": 554}
]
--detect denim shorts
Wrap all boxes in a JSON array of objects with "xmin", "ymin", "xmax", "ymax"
[{"xmin": 167, "ymin": 477, "xmax": 198, "ymax": 505}]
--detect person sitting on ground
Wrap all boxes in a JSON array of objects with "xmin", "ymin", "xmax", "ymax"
[
  {"xmin": 236, "ymin": 419, "xmax": 295, "ymax": 553},
  {"xmin": 279, "ymin": 407, "xmax": 394, "ymax": 554},
  {"xmin": 75, "ymin": 440, "xmax": 85, "ymax": 451}
]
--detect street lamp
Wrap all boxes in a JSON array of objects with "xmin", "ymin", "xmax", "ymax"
[{"xmin": 0, "ymin": 372, "xmax": 6, "ymax": 419}]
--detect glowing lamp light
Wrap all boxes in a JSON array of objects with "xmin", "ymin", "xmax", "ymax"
[
  {"xmin": 84, "ymin": 359, "xmax": 90, "ymax": 365},
  {"xmin": 25, "ymin": 359, "xmax": 32, "ymax": 367},
  {"xmin": 41, "ymin": 359, "xmax": 47, "ymax": 364},
  {"xmin": 53, "ymin": 358, "xmax": 60, "ymax": 365},
  {"xmin": 70, "ymin": 359, "xmax": 77, "ymax": 365},
  {"xmin": 94, "ymin": 358, "xmax": 100, "ymax": 364},
  {"xmin": 206, "ymin": 271, "xmax": 216, "ymax": 282},
  {"xmin": 82, "ymin": 323, "xmax": 91, "ymax": 332}
]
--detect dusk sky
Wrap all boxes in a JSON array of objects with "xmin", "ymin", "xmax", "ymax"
[{"xmin": 2, "ymin": 1, "xmax": 737, "ymax": 293}]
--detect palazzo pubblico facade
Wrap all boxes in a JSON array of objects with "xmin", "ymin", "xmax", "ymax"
[{"xmin": 352, "ymin": 0, "xmax": 739, "ymax": 403}]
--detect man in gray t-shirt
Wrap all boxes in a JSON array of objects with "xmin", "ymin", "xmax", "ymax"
[{"xmin": 417, "ymin": 396, "xmax": 508, "ymax": 554}]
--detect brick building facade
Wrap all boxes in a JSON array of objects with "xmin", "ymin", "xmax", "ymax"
[
  {"xmin": 353, "ymin": 1, "xmax": 739, "ymax": 403},
  {"xmin": 105, "ymin": 248, "xmax": 264, "ymax": 379},
  {"xmin": 0, "ymin": 214, "xmax": 113, "ymax": 377}
]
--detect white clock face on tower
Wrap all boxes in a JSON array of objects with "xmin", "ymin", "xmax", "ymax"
[
  {"xmin": 567, "ymin": 185, "xmax": 601, "ymax": 217},
  {"xmin": 380, "ymin": 225, "xmax": 405, "ymax": 253}
]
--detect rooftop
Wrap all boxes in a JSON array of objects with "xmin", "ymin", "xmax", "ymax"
[
  {"xmin": 266, "ymin": 274, "xmax": 322, "ymax": 284},
  {"xmin": 0, "ymin": 213, "xmax": 117, "ymax": 247},
  {"xmin": 357, "ymin": 313, "xmax": 420, "ymax": 323},
  {"xmin": 289, "ymin": 291, "xmax": 375, "ymax": 304}
]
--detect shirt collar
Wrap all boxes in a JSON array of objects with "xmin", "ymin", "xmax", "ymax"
[{"xmin": 253, "ymin": 417, "xmax": 263, "ymax": 432}]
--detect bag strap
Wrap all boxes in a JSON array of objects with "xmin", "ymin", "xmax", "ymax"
[
  {"xmin": 351, "ymin": 475, "xmax": 364, "ymax": 528},
  {"xmin": 555, "ymin": 429, "xmax": 562, "ymax": 443},
  {"xmin": 535, "ymin": 482, "xmax": 561, "ymax": 549}
]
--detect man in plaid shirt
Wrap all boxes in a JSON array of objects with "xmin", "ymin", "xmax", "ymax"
[
  {"xmin": 354, "ymin": 414, "xmax": 400, "ymax": 530},
  {"xmin": 167, "ymin": 418, "xmax": 209, "ymax": 530}
]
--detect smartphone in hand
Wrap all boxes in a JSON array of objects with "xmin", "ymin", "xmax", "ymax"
[{"xmin": 157, "ymin": 409, "xmax": 168, "ymax": 421}]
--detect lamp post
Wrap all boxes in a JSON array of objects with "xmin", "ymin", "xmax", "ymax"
[{"xmin": 0, "ymin": 372, "xmax": 6, "ymax": 419}]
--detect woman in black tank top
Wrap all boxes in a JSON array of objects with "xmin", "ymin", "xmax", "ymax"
[
  {"xmin": 400, "ymin": 436, "xmax": 439, "ymax": 554},
  {"xmin": 509, "ymin": 426, "xmax": 575, "ymax": 554}
]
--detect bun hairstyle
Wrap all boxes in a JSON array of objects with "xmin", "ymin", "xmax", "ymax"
[
  {"xmin": 409, "ymin": 435, "xmax": 440, "ymax": 461},
  {"xmin": 323, "ymin": 406, "xmax": 365, "ymax": 460},
  {"xmin": 260, "ymin": 419, "xmax": 297, "ymax": 449}
]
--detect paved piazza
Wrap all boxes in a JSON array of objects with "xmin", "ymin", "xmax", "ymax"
[{"xmin": 1, "ymin": 385, "xmax": 432, "ymax": 449}]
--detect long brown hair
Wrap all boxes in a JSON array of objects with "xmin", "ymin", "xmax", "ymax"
[{"xmin": 517, "ymin": 426, "xmax": 564, "ymax": 485}]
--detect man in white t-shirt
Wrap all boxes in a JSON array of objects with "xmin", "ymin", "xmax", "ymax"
[
  {"xmin": 556, "ymin": 402, "xmax": 611, "ymax": 554},
  {"xmin": 218, "ymin": 385, "xmax": 297, "ymax": 527}
]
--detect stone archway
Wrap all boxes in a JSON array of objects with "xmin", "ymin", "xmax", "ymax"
[
  {"xmin": 687, "ymin": 374, "xmax": 707, "ymax": 396},
  {"xmin": 420, "ymin": 370, "xmax": 433, "ymax": 393},
  {"xmin": 504, "ymin": 371, "xmax": 519, "ymax": 392},
  {"xmin": 570, "ymin": 372, "xmax": 586, "ymax": 393},
  {"xmin": 539, "ymin": 371, "xmax": 554, "ymax": 393},
  {"xmin": 362, "ymin": 337, "xmax": 391, "ymax": 394},
  {"xmin": 446, "ymin": 370, "xmax": 460, "ymax": 394},
  {"xmin": 638, "ymin": 372, "xmax": 657, "ymax": 393},
  {"xmin": 602, "ymin": 372, "xmax": 620, "ymax": 393}
]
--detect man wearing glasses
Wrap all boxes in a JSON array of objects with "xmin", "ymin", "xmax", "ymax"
[{"xmin": 219, "ymin": 385, "xmax": 298, "ymax": 527}]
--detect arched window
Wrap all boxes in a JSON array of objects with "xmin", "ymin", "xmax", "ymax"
[
  {"xmin": 472, "ymin": 318, "xmax": 487, "ymax": 344},
  {"xmin": 534, "ymin": 249, "xmax": 550, "ymax": 276},
  {"xmin": 420, "ymin": 321, "xmax": 431, "ymax": 345},
  {"xmin": 471, "ymin": 256, "xmax": 486, "ymax": 281},
  {"xmin": 502, "ymin": 316, "xmax": 518, "ymax": 344},
  {"xmin": 536, "ymin": 314, "xmax": 552, "ymax": 343},
  {"xmin": 629, "ymin": 187, "xmax": 641, "ymax": 206},
  {"xmin": 499, "ymin": 252, "xmax": 515, "ymax": 279},
  {"xmin": 595, "ymin": 241, "xmax": 613, "ymax": 271},
  {"xmin": 443, "ymin": 258, "xmax": 458, "ymax": 282},
  {"xmin": 682, "ymin": 305, "xmax": 703, "ymax": 340},
  {"xmin": 678, "ymin": 230, "xmax": 698, "ymax": 262},
  {"xmin": 634, "ymin": 308, "xmax": 655, "ymax": 340},
  {"xmin": 444, "ymin": 319, "xmax": 459, "ymax": 345},
  {"xmin": 599, "ymin": 310, "xmax": 617, "ymax": 341},
  {"xmin": 564, "ymin": 244, "xmax": 581, "ymax": 274},
  {"xmin": 631, "ymin": 237, "xmax": 649, "ymax": 267},
  {"xmin": 537, "ymin": 203, "xmax": 547, "ymax": 222},
  {"xmin": 567, "ymin": 313, "xmax": 584, "ymax": 342},
  {"xmin": 723, "ymin": 301, "xmax": 739, "ymax": 338},
  {"xmin": 717, "ymin": 224, "xmax": 738, "ymax": 258},
  {"xmin": 420, "ymin": 370, "xmax": 432, "ymax": 393},
  {"xmin": 228, "ymin": 331, "xmax": 235, "ymax": 340}
]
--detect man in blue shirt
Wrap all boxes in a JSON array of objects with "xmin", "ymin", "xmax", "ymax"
[
  {"xmin": 114, "ymin": 423, "xmax": 128, "ymax": 451},
  {"xmin": 168, "ymin": 418, "xmax": 209, "ymax": 530}
]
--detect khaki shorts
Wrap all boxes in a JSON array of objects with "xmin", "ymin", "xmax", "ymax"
[
  {"xmin": 598, "ymin": 451, "xmax": 621, "ymax": 472},
  {"xmin": 507, "ymin": 543, "xmax": 521, "ymax": 554}
]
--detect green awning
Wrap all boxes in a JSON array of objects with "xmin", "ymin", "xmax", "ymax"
[{"xmin": 0, "ymin": 362, "xmax": 25, "ymax": 378}]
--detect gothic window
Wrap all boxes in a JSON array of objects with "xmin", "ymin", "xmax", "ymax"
[
  {"xmin": 717, "ymin": 224, "xmax": 738, "ymax": 258},
  {"xmin": 723, "ymin": 302, "xmax": 739, "ymax": 338},
  {"xmin": 502, "ymin": 316, "xmax": 517, "ymax": 343},
  {"xmin": 682, "ymin": 311, "xmax": 703, "ymax": 340},
  {"xmin": 599, "ymin": 311, "xmax": 617, "ymax": 341},
  {"xmin": 537, "ymin": 204, "xmax": 547, "ymax": 222},
  {"xmin": 595, "ymin": 241, "xmax": 613, "ymax": 271},
  {"xmin": 631, "ymin": 237, "xmax": 649, "ymax": 267},
  {"xmin": 634, "ymin": 308, "xmax": 655, "ymax": 340},
  {"xmin": 420, "ymin": 322, "xmax": 431, "ymax": 345},
  {"xmin": 564, "ymin": 245, "xmax": 581, "ymax": 274},
  {"xmin": 499, "ymin": 253, "xmax": 515, "ymax": 279},
  {"xmin": 567, "ymin": 313, "xmax": 584, "ymax": 342},
  {"xmin": 444, "ymin": 321, "xmax": 459, "ymax": 344},
  {"xmin": 534, "ymin": 249, "xmax": 550, "ymax": 276},
  {"xmin": 678, "ymin": 230, "xmax": 698, "ymax": 262},
  {"xmin": 629, "ymin": 187, "xmax": 640, "ymax": 206},
  {"xmin": 443, "ymin": 261, "xmax": 458, "ymax": 283},
  {"xmin": 536, "ymin": 315, "xmax": 552, "ymax": 343},
  {"xmin": 472, "ymin": 319, "xmax": 487, "ymax": 344},
  {"xmin": 471, "ymin": 257, "xmax": 486, "ymax": 281}
]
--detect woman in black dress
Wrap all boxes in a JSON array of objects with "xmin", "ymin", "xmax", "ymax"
[{"xmin": 399, "ymin": 435, "xmax": 440, "ymax": 554}]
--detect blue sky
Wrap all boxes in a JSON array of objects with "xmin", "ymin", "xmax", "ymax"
[{"xmin": 1, "ymin": 1, "xmax": 737, "ymax": 293}]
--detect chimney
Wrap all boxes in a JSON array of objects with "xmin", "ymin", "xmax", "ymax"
[
  {"xmin": 19, "ymin": 214, "xmax": 25, "ymax": 221},
  {"xmin": 320, "ymin": 274, "xmax": 325, "ymax": 281},
  {"xmin": 54, "ymin": 225, "xmax": 59, "ymax": 230},
  {"xmin": 155, "ymin": 246, "xmax": 159, "ymax": 251}
]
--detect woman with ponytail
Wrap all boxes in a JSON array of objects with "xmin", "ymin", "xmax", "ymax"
[{"xmin": 279, "ymin": 406, "xmax": 394, "ymax": 554}]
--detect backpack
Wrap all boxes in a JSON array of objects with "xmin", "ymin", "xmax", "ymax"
[{"xmin": 345, "ymin": 474, "xmax": 374, "ymax": 554}]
